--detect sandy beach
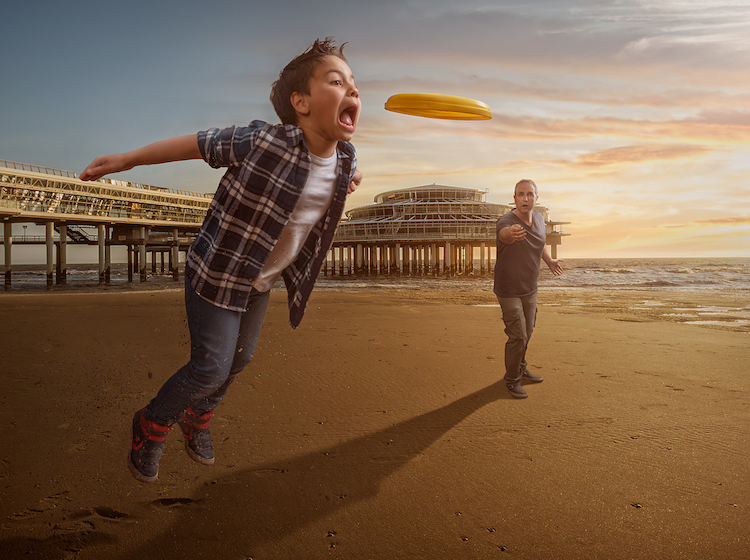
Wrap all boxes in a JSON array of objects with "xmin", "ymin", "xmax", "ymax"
[{"xmin": 1, "ymin": 288, "xmax": 748, "ymax": 559}]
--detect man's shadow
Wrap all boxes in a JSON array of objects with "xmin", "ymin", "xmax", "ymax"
[{"xmin": 1, "ymin": 381, "xmax": 506, "ymax": 559}]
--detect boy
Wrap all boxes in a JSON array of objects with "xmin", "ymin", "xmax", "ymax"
[{"xmin": 80, "ymin": 38, "xmax": 362, "ymax": 482}]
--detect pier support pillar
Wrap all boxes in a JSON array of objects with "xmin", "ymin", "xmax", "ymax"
[
  {"xmin": 444, "ymin": 241, "xmax": 451, "ymax": 275},
  {"xmin": 127, "ymin": 244, "xmax": 133, "ymax": 282},
  {"xmin": 355, "ymin": 244, "xmax": 363, "ymax": 274},
  {"xmin": 171, "ymin": 229, "xmax": 180, "ymax": 280},
  {"xmin": 3, "ymin": 222, "xmax": 12, "ymax": 290},
  {"xmin": 139, "ymin": 227, "xmax": 147, "ymax": 282},
  {"xmin": 98, "ymin": 224, "xmax": 106, "ymax": 284},
  {"xmin": 105, "ymin": 232, "xmax": 111, "ymax": 284},
  {"xmin": 56, "ymin": 224, "xmax": 67, "ymax": 285},
  {"xmin": 46, "ymin": 222, "xmax": 54, "ymax": 288}
]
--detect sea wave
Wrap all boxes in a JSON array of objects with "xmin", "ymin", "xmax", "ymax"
[
  {"xmin": 585, "ymin": 268, "xmax": 636, "ymax": 274},
  {"xmin": 2, "ymin": 257, "xmax": 749, "ymax": 294}
]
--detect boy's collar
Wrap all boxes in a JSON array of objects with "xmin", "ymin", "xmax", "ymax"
[
  {"xmin": 282, "ymin": 123, "xmax": 353, "ymax": 158},
  {"xmin": 283, "ymin": 123, "xmax": 306, "ymax": 147}
]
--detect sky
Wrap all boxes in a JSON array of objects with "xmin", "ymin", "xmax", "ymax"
[{"xmin": 2, "ymin": 0, "xmax": 749, "ymax": 258}]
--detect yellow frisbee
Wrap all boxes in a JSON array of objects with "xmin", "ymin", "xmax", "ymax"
[{"xmin": 385, "ymin": 93, "xmax": 492, "ymax": 120}]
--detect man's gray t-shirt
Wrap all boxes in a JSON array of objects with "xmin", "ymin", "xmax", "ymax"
[{"xmin": 493, "ymin": 210, "xmax": 546, "ymax": 298}]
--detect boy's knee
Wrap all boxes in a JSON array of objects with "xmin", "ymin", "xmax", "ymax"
[{"xmin": 187, "ymin": 360, "xmax": 232, "ymax": 390}]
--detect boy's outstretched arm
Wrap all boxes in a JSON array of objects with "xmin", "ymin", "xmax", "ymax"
[{"xmin": 80, "ymin": 134, "xmax": 201, "ymax": 181}]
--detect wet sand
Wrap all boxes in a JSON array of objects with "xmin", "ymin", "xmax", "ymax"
[{"xmin": 1, "ymin": 289, "xmax": 748, "ymax": 559}]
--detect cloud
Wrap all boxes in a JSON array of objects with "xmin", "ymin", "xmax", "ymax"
[
  {"xmin": 574, "ymin": 144, "xmax": 713, "ymax": 166},
  {"xmin": 695, "ymin": 216, "xmax": 750, "ymax": 225}
]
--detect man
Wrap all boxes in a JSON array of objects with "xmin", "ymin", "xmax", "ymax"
[{"xmin": 494, "ymin": 179, "xmax": 563, "ymax": 399}]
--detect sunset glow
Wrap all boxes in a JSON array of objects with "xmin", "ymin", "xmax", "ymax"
[{"xmin": 2, "ymin": 1, "xmax": 749, "ymax": 257}]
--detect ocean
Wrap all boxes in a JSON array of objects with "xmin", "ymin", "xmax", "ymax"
[
  {"xmin": 4, "ymin": 257, "xmax": 748, "ymax": 292},
  {"xmin": 3, "ymin": 257, "xmax": 749, "ymax": 332}
]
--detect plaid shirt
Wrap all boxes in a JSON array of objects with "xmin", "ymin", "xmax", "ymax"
[{"xmin": 186, "ymin": 120, "xmax": 356, "ymax": 328}]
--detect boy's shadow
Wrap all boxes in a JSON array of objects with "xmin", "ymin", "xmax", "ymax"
[
  {"xmin": 124, "ymin": 380, "xmax": 506, "ymax": 558},
  {"xmin": 1, "ymin": 382, "xmax": 506, "ymax": 559}
]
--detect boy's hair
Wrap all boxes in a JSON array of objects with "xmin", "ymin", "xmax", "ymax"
[{"xmin": 271, "ymin": 37, "xmax": 348, "ymax": 125}]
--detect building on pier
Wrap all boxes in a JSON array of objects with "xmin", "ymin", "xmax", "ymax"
[
  {"xmin": 326, "ymin": 184, "xmax": 567, "ymax": 276},
  {"xmin": 1, "ymin": 159, "xmax": 210, "ymax": 287}
]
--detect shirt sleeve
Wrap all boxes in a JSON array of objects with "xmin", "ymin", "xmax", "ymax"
[
  {"xmin": 197, "ymin": 121, "xmax": 264, "ymax": 169},
  {"xmin": 348, "ymin": 143, "xmax": 357, "ymax": 181},
  {"xmin": 496, "ymin": 213, "xmax": 514, "ymax": 236}
]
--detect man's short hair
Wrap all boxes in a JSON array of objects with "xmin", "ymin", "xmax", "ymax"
[
  {"xmin": 271, "ymin": 37, "xmax": 348, "ymax": 125},
  {"xmin": 514, "ymin": 179, "xmax": 538, "ymax": 196}
]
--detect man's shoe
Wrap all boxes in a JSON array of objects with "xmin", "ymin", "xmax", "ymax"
[
  {"xmin": 128, "ymin": 408, "xmax": 172, "ymax": 483},
  {"xmin": 506, "ymin": 382, "xmax": 528, "ymax": 399},
  {"xmin": 521, "ymin": 370, "xmax": 544, "ymax": 383},
  {"xmin": 177, "ymin": 408, "xmax": 215, "ymax": 466}
]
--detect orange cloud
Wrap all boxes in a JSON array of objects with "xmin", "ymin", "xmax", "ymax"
[
  {"xmin": 484, "ymin": 114, "xmax": 750, "ymax": 142},
  {"xmin": 359, "ymin": 111, "xmax": 750, "ymax": 144},
  {"xmin": 696, "ymin": 217, "xmax": 750, "ymax": 225},
  {"xmin": 574, "ymin": 144, "xmax": 713, "ymax": 166}
]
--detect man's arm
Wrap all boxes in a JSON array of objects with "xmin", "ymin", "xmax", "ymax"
[
  {"xmin": 80, "ymin": 134, "xmax": 201, "ymax": 181},
  {"xmin": 542, "ymin": 246, "xmax": 564, "ymax": 276}
]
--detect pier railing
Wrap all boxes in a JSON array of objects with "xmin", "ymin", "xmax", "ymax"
[
  {"xmin": 1, "ymin": 161, "xmax": 212, "ymax": 226},
  {"xmin": 0, "ymin": 159, "xmax": 214, "ymax": 201}
]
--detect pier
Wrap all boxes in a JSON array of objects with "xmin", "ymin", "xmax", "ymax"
[
  {"xmin": 1, "ymin": 160, "xmax": 210, "ymax": 288},
  {"xmin": 325, "ymin": 185, "xmax": 568, "ymax": 277},
  {"xmin": 2, "ymin": 160, "xmax": 568, "ymax": 289}
]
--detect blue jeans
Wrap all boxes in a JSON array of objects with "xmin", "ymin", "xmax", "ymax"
[
  {"xmin": 498, "ymin": 292, "xmax": 537, "ymax": 384},
  {"xmin": 145, "ymin": 277, "xmax": 270, "ymax": 426}
]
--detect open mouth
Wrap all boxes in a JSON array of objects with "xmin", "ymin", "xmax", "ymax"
[{"xmin": 339, "ymin": 106, "xmax": 358, "ymax": 132}]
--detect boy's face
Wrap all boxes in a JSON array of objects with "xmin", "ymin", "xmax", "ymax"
[{"xmin": 294, "ymin": 56, "xmax": 360, "ymax": 146}]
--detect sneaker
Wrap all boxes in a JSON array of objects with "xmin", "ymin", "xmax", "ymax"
[
  {"xmin": 177, "ymin": 408, "xmax": 215, "ymax": 465},
  {"xmin": 506, "ymin": 382, "xmax": 528, "ymax": 399},
  {"xmin": 521, "ymin": 370, "xmax": 544, "ymax": 383},
  {"xmin": 128, "ymin": 408, "xmax": 172, "ymax": 483}
]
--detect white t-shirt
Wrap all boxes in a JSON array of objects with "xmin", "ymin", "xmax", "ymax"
[{"xmin": 252, "ymin": 152, "xmax": 338, "ymax": 292}]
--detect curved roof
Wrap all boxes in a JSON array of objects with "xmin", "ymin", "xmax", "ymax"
[
  {"xmin": 335, "ymin": 184, "xmax": 549, "ymax": 244},
  {"xmin": 373, "ymin": 184, "xmax": 486, "ymax": 204}
]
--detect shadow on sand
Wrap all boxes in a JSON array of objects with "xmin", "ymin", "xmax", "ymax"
[{"xmin": 1, "ymin": 381, "xmax": 507, "ymax": 559}]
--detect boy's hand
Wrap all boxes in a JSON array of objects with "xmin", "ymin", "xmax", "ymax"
[
  {"xmin": 80, "ymin": 154, "xmax": 132, "ymax": 182},
  {"xmin": 348, "ymin": 169, "xmax": 363, "ymax": 194}
]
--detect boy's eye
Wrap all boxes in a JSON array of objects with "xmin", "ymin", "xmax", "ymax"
[{"xmin": 332, "ymin": 80, "xmax": 342, "ymax": 86}]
